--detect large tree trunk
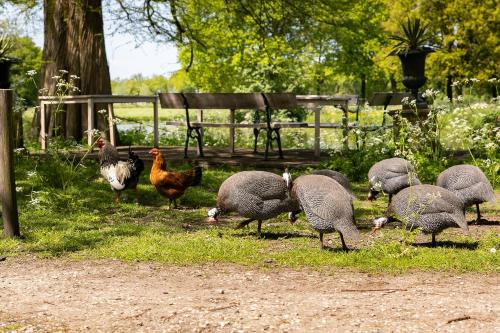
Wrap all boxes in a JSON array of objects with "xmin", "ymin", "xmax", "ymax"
[{"xmin": 37, "ymin": 0, "xmax": 117, "ymax": 143}]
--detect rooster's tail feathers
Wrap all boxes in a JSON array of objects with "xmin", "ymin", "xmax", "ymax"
[{"xmin": 191, "ymin": 166, "xmax": 202, "ymax": 186}]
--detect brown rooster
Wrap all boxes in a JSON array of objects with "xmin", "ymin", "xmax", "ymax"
[{"xmin": 149, "ymin": 148, "xmax": 202, "ymax": 209}]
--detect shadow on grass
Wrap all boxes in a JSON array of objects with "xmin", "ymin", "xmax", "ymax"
[
  {"xmin": 415, "ymin": 240, "xmax": 479, "ymax": 250},
  {"xmin": 468, "ymin": 219, "xmax": 499, "ymax": 226}
]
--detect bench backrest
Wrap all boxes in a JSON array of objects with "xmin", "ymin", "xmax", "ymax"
[
  {"xmin": 368, "ymin": 92, "xmax": 412, "ymax": 107},
  {"xmin": 159, "ymin": 93, "xmax": 297, "ymax": 110}
]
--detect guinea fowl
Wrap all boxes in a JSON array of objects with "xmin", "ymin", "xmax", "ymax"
[
  {"xmin": 290, "ymin": 174, "xmax": 359, "ymax": 250},
  {"xmin": 436, "ymin": 164, "xmax": 496, "ymax": 222},
  {"xmin": 311, "ymin": 169, "xmax": 356, "ymax": 199},
  {"xmin": 368, "ymin": 157, "xmax": 420, "ymax": 203},
  {"xmin": 149, "ymin": 148, "xmax": 202, "ymax": 209},
  {"xmin": 372, "ymin": 184, "xmax": 468, "ymax": 246},
  {"xmin": 96, "ymin": 138, "xmax": 144, "ymax": 203},
  {"xmin": 207, "ymin": 171, "xmax": 299, "ymax": 237}
]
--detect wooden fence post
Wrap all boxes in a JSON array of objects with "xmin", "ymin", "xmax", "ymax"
[{"xmin": 0, "ymin": 89, "xmax": 20, "ymax": 237}]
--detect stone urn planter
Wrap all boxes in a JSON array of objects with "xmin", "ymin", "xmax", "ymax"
[{"xmin": 397, "ymin": 47, "xmax": 434, "ymax": 108}]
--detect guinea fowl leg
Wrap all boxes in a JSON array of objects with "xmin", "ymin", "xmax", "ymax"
[
  {"xmin": 235, "ymin": 218, "xmax": 255, "ymax": 229},
  {"xmin": 431, "ymin": 233, "xmax": 436, "ymax": 247},
  {"xmin": 338, "ymin": 232, "xmax": 348, "ymax": 251},
  {"xmin": 319, "ymin": 232, "xmax": 324, "ymax": 250},
  {"xmin": 475, "ymin": 203, "xmax": 481, "ymax": 223},
  {"xmin": 174, "ymin": 199, "xmax": 178, "ymax": 209},
  {"xmin": 257, "ymin": 220, "xmax": 262, "ymax": 238},
  {"xmin": 388, "ymin": 194, "xmax": 393, "ymax": 203}
]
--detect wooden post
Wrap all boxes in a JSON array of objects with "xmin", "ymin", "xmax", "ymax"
[
  {"xmin": 40, "ymin": 102, "xmax": 47, "ymax": 150},
  {"xmin": 107, "ymin": 103, "xmax": 115, "ymax": 145},
  {"xmin": 314, "ymin": 106, "xmax": 321, "ymax": 158},
  {"xmin": 153, "ymin": 96, "xmax": 159, "ymax": 147},
  {"xmin": 341, "ymin": 102, "xmax": 349, "ymax": 151},
  {"xmin": 229, "ymin": 109, "xmax": 235, "ymax": 154},
  {"xmin": 87, "ymin": 98, "xmax": 94, "ymax": 146},
  {"xmin": 0, "ymin": 90, "xmax": 20, "ymax": 237}
]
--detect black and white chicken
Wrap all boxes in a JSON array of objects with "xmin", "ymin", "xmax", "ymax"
[{"xmin": 96, "ymin": 138, "xmax": 144, "ymax": 203}]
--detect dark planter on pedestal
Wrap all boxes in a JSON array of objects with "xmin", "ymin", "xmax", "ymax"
[
  {"xmin": 0, "ymin": 58, "xmax": 19, "ymax": 89},
  {"xmin": 396, "ymin": 47, "xmax": 434, "ymax": 108}
]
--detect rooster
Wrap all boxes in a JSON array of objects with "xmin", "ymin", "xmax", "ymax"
[
  {"xmin": 96, "ymin": 138, "xmax": 145, "ymax": 203},
  {"xmin": 149, "ymin": 147, "xmax": 202, "ymax": 209}
]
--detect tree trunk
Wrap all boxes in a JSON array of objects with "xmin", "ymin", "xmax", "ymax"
[
  {"xmin": 38, "ymin": 0, "xmax": 117, "ymax": 143},
  {"xmin": 360, "ymin": 74, "xmax": 366, "ymax": 100},
  {"xmin": 446, "ymin": 75, "xmax": 453, "ymax": 102}
]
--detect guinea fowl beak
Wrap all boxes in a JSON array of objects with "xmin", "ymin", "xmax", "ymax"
[{"xmin": 207, "ymin": 216, "xmax": 218, "ymax": 224}]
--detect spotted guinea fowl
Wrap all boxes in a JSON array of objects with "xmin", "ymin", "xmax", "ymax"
[
  {"xmin": 207, "ymin": 171, "xmax": 299, "ymax": 237},
  {"xmin": 372, "ymin": 185, "xmax": 468, "ymax": 246},
  {"xmin": 368, "ymin": 157, "xmax": 420, "ymax": 203},
  {"xmin": 436, "ymin": 164, "xmax": 496, "ymax": 222},
  {"xmin": 290, "ymin": 174, "xmax": 359, "ymax": 250},
  {"xmin": 311, "ymin": 169, "xmax": 355, "ymax": 199}
]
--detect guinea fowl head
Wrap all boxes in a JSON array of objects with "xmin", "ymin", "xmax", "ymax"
[
  {"xmin": 368, "ymin": 177, "xmax": 382, "ymax": 201},
  {"xmin": 371, "ymin": 217, "xmax": 388, "ymax": 235},
  {"xmin": 207, "ymin": 207, "xmax": 220, "ymax": 224}
]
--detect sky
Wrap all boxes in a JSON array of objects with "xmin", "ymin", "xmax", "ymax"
[
  {"xmin": 103, "ymin": 34, "xmax": 181, "ymax": 80},
  {"xmin": 29, "ymin": 30, "xmax": 181, "ymax": 80},
  {"xmin": 4, "ymin": 4, "xmax": 181, "ymax": 80}
]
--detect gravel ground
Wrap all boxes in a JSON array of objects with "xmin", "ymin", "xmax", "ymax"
[{"xmin": 0, "ymin": 257, "xmax": 498, "ymax": 333}]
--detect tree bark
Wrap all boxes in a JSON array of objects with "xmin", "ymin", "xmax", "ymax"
[
  {"xmin": 38, "ymin": 0, "xmax": 117, "ymax": 143},
  {"xmin": 446, "ymin": 75, "xmax": 453, "ymax": 102}
]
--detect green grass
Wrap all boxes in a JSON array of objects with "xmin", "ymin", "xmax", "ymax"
[{"xmin": 1, "ymin": 155, "xmax": 499, "ymax": 273}]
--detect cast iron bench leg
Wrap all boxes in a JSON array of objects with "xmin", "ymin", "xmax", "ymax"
[
  {"xmin": 253, "ymin": 128, "xmax": 259, "ymax": 153},
  {"xmin": 184, "ymin": 128, "xmax": 192, "ymax": 158},
  {"xmin": 194, "ymin": 127, "xmax": 204, "ymax": 157},
  {"xmin": 274, "ymin": 128, "xmax": 283, "ymax": 159}
]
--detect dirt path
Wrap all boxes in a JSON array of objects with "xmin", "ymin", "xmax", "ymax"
[{"xmin": 0, "ymin": 257, "xmax": 498, "ymax": 332}]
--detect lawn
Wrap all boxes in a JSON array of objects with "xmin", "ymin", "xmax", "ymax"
[{"xmin": 2, "ymin": 155, "xmax": 498, "ymax": 273}]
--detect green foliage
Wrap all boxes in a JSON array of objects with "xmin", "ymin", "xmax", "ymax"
[
  {"xmin": 389, "ymin": 17, "xmax": 432, "ymax": 54},
  {"xmin": 322, "ymin": 144, "xmax": 394, "ymax": 182},
  {"xmin": 0, "ymin": 33, "xmax": 13, "ymax": 59},
  {"xmin": 9, "ymin": 36, "xmax": 42, "ymax": 105}
]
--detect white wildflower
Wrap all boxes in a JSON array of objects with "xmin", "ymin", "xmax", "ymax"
[
  {"xmin": 69, "ymin": 74, "xmax": 79, "ymax": 79},
  {"xmin": 26, "ymin": 70, "xmax": 37, "ymax": 77},
  {"xmin": 15, "ymin": 186, "xmax": 23, "ymax": 192},
  {"xmin": 456, "ymin": 95, "xmax": 464, "ymax": 102},
  {"xmin": 484, "ymin": 142, "xmax": 496, "ymax": 150},
  {"xmin": 401, "ymin": 97, "xmax": 410, "ymax": 105},
  {"xmin": 58, "ymin": 69, "xmax": 68, "ymax": 74},
  {"xmin": 51, "ymin": 75, "xmax": 61, "ymax": 80},
  {"xmin": 490, "ymin": 248, "xmax": 497, "ymax": 254},
  {"xmin": 84, "ymin": 128, "xmax": 101, "ymax": 137},
  {"xmin": 470, "ymin": 78, "xmax": 480, "ymax": 83},
  {"xmin": 27, "ymin": 171, "xmax": 37, "ymax": 178},
  {"xmin": 97, "ymin": 109, "xmax": 107, "ymax": 114},
  {"xmin": 409, "ymin": 99, "xmax": 417, "ymax": 108},
  {"xmin": 422, "ymin": 88, "xmax": 440, "ymax": 99}
]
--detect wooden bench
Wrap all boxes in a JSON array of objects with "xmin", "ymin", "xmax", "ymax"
[
  {"xmin": 368, "ymin": 92, "xmax": 412, "ymax": 128},
  {"xmin": 159, "ymin": 93, "xmax": 300, "ymax": 159}
]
